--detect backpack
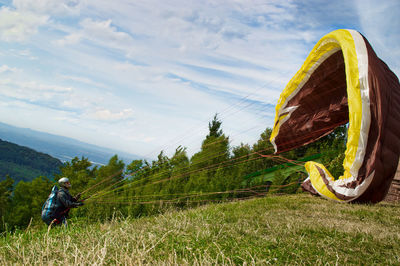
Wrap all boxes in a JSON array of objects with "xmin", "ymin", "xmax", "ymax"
[{"xmin": 41, "ymin": 185, "xmax": 59, "ymax": 222}]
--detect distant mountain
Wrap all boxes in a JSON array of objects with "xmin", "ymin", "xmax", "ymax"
[
  {"xmin": 0, "ymin": 122, "xmax": 141, "ymax": 166},
  {"xmin": 0, "ymin": 139, "xmax": 63, "ymax": 182}
]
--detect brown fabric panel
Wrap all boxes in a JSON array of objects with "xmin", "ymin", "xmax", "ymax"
[
  {"xmin": 274, "ymin": 51, "xmax": 349, "ymax": 153},
  {"xmin": 301, "ymin": 179, "xmax": 318, "ymax": 196},
  {"xmin": 352, "ymin": 36, "xmax": 400, "ymax": 203}
]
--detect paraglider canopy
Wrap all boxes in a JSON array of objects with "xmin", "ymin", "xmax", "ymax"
[{"xmin": 270, "ymin": 29, "xmax": 400, "ymax": 203}]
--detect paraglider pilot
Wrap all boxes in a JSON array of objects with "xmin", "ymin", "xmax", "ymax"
[
  {"xmin": 42, "ymin": 177, "xmax": 84, "ymax": 227},
  {"xmin": 56, "ymin": 177, "xmax": 84, "ymax": 226}
]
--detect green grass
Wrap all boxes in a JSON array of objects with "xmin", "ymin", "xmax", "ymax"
[{"xmin": 1, "ymin": 194, "xmax": 400, "ymax": 265}]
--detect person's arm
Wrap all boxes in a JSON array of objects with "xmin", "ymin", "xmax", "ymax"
[
  {"xmin": 58, "ymin": 191, "xmax": 82, "ymax": 208},
  {"xmin": 73, "ymin": 193, "xmax": 81, "ymax": 201}
]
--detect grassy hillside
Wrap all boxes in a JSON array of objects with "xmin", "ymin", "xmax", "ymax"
[{"xmin": 1, "ymin": 194, "xmax": 400, "ymax": 264}]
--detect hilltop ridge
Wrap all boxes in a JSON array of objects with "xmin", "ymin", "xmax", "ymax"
[
  {"xmin": 0, "ymin": 122, "xmax": 142, "ymax": 165},
  {"xmin": 0, "ymin": 139, "xmax": 62, "ymax": 182}
]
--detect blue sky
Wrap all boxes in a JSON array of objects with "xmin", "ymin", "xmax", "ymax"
[{"xmin": 0, "ymin": 0, "xmax": 399, "ymax": 159}]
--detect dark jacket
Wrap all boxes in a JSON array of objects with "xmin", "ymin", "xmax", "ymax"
[{"xmin": 55, "ymin": 187, "xmax": 80, "ymax": 219}]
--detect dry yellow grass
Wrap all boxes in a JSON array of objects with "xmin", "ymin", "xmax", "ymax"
[{"xmin": 1, "ymin": 194, "xmax": 400, "ymax": 265}]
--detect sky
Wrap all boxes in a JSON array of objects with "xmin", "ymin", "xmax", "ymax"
[{"xmin": 0, "ymin": 0, "xmax": 399, "ymax": 160}]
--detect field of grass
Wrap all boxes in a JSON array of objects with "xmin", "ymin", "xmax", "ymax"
[{"xmin": 1, "ymin": 193, "xmax": 400, "ymax": 265}]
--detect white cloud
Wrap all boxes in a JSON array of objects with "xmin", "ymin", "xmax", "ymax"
[
  {"xmin": 0, "ymin": 0, "xmax": 398, "ymax": 158},
  {"xmin": 3, "ymin": 49, "xmax": 38, "ymax": 60},
  {"xmin": 19, "ymin": 0, "xmax": 306, "ymax": 155},
  {"xmin": 59, "ymin": 74, "xmax": 107, "ymax": 88},
  {"xmin": 88, "ymin": 108, "xmax": 134, "ymax": 121},
  {"xmin": 55, "ymin": 18, "xmax": 135, "ymax": 53},
  {"xmin": 55, "ymin": 32, "xmax": 81, "ymax": 46},
  {"xmin": 0, "ymin": 79, "xmax": 73, "ymax": 106},
  {"xmin": 0, "ymin": 7, "xmax": 48, "ymax": 42},
  {"xmin": 0, "ymin": 65, "xmax": 19, "ymax": 73},
  {"xmin": 12, "ymin": 0, "xmax": 82, "ymax": 16}
]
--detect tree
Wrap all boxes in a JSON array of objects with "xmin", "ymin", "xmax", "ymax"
[
  {"xmin": 126, "ymin": 160, "xmax": 144, "ymax": 179},
  {"xmin": 231, "ymin": 143, "xmax": 252, "ymax": 185},
  {"xmin": 207, "ymin": 113, "xmax": 223, "ymax": 139},
  {"xmin": 248, "ymin": 128, "xmax": 275, "ymax": 172},
  {"xmin": 188, "ymin": 114, "xmax": 230, "ymax": 193},
  {"xmin": 9, "ymin": 176, "xmax": 53, "ymax": 228},
  {"xmin": 0, "ymin": 175, "xmax": 14, "ymax": 231},
  {"xmin": 163, "ymin": 146, "xmax": 189, "ymax": 196},
  {"xmin": 82, "ymin": 155, "xmax": 125, "ymax": 221},
  {"xmin": 95, "ymin": 155, "xmax": 125, "ymax": 193},
  {"xmin": 56, "ymin": 157, "xmax": 96, "ymax": 197}
]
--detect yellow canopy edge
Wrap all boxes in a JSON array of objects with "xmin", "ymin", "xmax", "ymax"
[{"xmin": 270, "ymin": 29, "xmax": 364, "ymax": 200}]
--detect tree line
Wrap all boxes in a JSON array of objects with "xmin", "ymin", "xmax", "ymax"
[{"xmin": 0, "ymin": 115, "xmax": 346, "ymax": 232}]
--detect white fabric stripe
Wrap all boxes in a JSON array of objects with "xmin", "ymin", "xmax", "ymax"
[
  {"xmin": 271, "ymin": 138, "xmax": 278, "ymax": 153},
  {"xmin": 332, "ymin": 171, "xmax": 375, "ymax": 199},
  {"xmin": 316, "ymin": 165, "xmax": 375, "ymax": 201},
  {"xmin": 271, "ymin": 139, "xmax": 277, "ymax": 153},
  {"xmin": 271, "ymin": 106, "xmax": 298, "ymax": 152},
  {"xmin": 349, "ymin": 30, "xmax": 371, "ymax": 176},
  {"xmin": 348, "ymin": 30, "xmax": 371, "ymax": 179},
  {"xmin": 329, "ymin": 30, "xmax": 372, "ymax": 199}
]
